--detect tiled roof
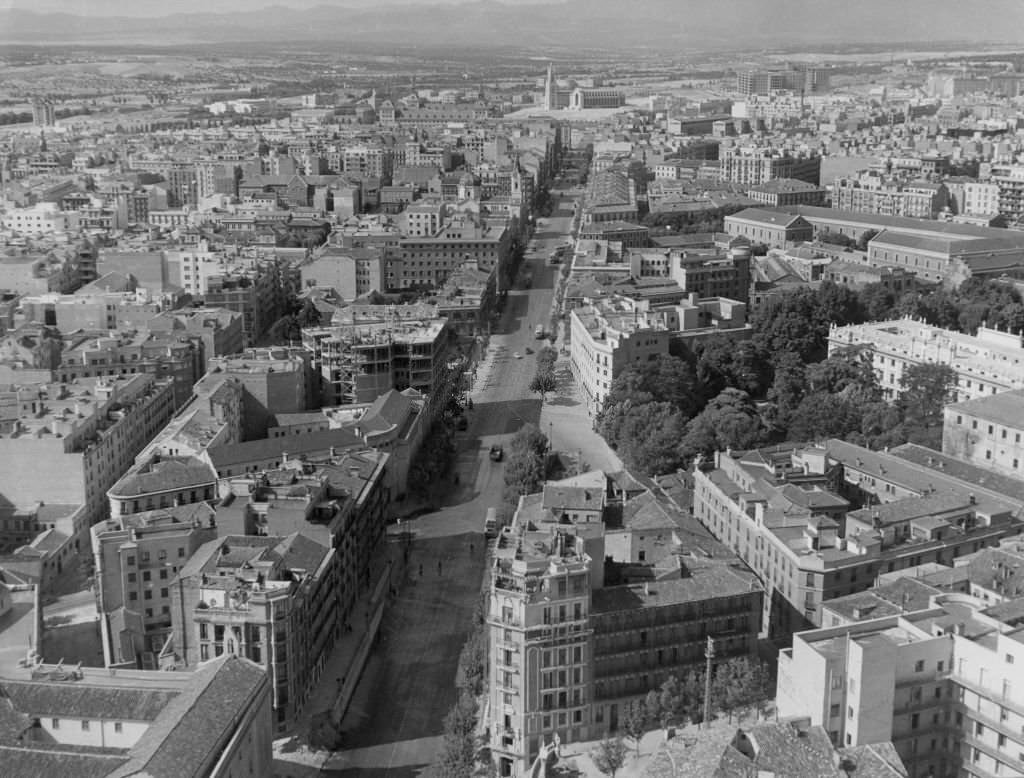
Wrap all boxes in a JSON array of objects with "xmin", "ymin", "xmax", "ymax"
[
  {"xmin": 272, "ymin": 531, "xmax": 330, "ymax": 576},
  {"xmin": 946, "ymin": 388, "xmax": 1024, "ymax": 429},
  {"xmin": 0, "ymin": 749, "xmax": 127, "ymax": 778},
  {"xmin": 1, "ymin": 682, "xmax": 177, "ymax": 721},
  {"xmin": 206, "ymin": 427, "xmax": 362, "ymax": 469},
  {"xmin": 109, "ymin": 656, "xmax": 266, "ymax": 778},
  {"xmin": 109, "ymin": 457, "xmax": 216, "ymax": 498}
]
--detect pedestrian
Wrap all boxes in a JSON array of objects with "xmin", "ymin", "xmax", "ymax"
[
  {"xmin": 438, "ymin": 560, "xmax": 443, "ymax": 576},
  {"xmin": 419, "ymin": 563, "xmax": 423, "ymax": 577}
]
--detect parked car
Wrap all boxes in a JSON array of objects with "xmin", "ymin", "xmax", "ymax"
[{"xmin": 489, "ymin": 444, "xmax": 503, "ymax": 462}]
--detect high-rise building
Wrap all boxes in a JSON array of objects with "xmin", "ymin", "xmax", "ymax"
[
  {"xmin": 719, "ymin": 145, "xmax": 822, "ymax": 187},
  {"xmin": 486, "ymin": 471, "xmax": 762, "ymax": 777},
  {"xmin": 31, "ymin": 99, "xmax": 56, "ymax": 127}
]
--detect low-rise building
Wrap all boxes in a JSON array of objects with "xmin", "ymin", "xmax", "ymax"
[
  {"xmin": 747, "ymin": 178, "xmax": 828, "ymax": 208},
  {"xmin": 942, "ymin": 389, "xmax": 1024, "ymax": 479},
  {"xmin": 0, "ymin": 655, "xmax": 272, "ymax": 778},
  {"xmin": 724, "ymin": 208, "xmax": 815, "ymax": 247}
]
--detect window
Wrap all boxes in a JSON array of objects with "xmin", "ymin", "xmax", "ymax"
[
  {"xmin": 830, "ymin": 704, "xmax": 840, "ymax": 718},
  {"xmin": 848, "ymin": 706, "xmax": 854, "ymax": 719},
  {"xmin": 915, "ymin": 660, "xmax": 925, "ymax": 672},
  {"xmin": 51, "ymin": 719, "xmax": 59, "ymax": 729},
  {"xmin": 82, "ymin": 720, "xmax": 90, "ymax": 731},
  {"xmin": 114, "ymin": 722, "xmax": 122, "ymax": 733},
  {"xmin": 1007, "ymin": 654, "xmax": 1015, "ymax": 665},
  {"xmin": 911, "ymin": 713, "xmax": 919, "ymax": 729},
  {"xmin": 126, "ymin": 555, "xmax": 135, "ymax": 566}
]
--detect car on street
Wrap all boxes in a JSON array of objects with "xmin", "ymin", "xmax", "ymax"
[
  {"xmin": 513, "ymin": 352, "xmax": 522, "ymax": 359},
  {"xmin": 489, "ymin": 444, "xmax": 503, "ymax": 462}
]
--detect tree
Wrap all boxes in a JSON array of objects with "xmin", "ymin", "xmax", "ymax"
[
  {"xmin": 786, "ymin": 393, "xmax": 865, "ymax": 443},
  {"xmin": 591, "ymin": 735, "xmax": 628, "ymax": 778},
  {"xmin": 529, "ymin": 371, "xmax": 557, "ymax": 402},
  {"xmin": 614, "ymin": 401, "xmax": 687, "ymax": 476},
  {"xmin": 766, "ymin": 350, "xmax": 807, "ymax": 434},
  {"xmin": 679, "ymin": 389, "xmax": 765, "ymax": 464},
  {"xmin": 434, "ymin": 692, "xmax": 478, "ymax": 778},
  {"xmin": 898, "ymin": 363, "xmax": 957, "ymax": 448},
  {"xmin": 502, "ymin": 424, "xmax": 549, "ymax": 508},
  {"xmin": 296, "ymin": 298, "xmax": 322, "ymax": 328},
  {"xmin": 856, "ymin": 228, "xmax": 879, "ymax": 251},
  {"xmin": 620, "ymin": 699, "xmax": 648, "ymax": 757}
]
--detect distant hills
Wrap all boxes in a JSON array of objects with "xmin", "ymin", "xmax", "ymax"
[{"xmin": 1, "ymin": 0, "xmax": 1023, "ymax": 49}]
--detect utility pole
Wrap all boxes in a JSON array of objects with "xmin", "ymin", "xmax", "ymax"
[{"xmin": 703, "ymin": 635, "xmax": 715, "ymax": 729}]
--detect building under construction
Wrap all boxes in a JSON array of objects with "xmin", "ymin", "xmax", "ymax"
[{"xmin": 301, "ymin": 316, "xmax": 448, "ymax": 407}]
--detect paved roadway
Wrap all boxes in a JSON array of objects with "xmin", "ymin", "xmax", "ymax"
[{"xmin": 323, "ymin": 197, "xmax": 578, "ymax": 778}]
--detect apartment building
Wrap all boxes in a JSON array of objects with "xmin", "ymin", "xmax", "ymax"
[
  {"xmin": 390, "ymin": 215, "xmax": 512, "ymax": 291},
  {"xmin": 989, "ymin": 164, "xmax": 1024, "ymax": 224},
  {"xmin": 692, "ymin": 441, "xmax": 1024, "ymax": 641},
  {"xmin": 0, "ymin": 655, "xmax": 271, "ymax": 778},
  {"xmin": 832, "ymin": 174, "xmax": 949, "ymax": 219},
  {"xmin": 719, "ymin": 146, "xmax": 822, "ymax": 187},
  {"xmin": 91, "ymin": 503, "xmax": 218, "ymax": 667},
  {"xmin": 777, "ymin": 593, "xmax": 1024, "ymax": 778},
  {"xmin": 747, "ymin": 177, "xmax": 828, "ymax": 208},
  {"xmin": 0, "ymin": 374, "xmax": 176, "ymax": 541},
  {"xmin": 300, "ymin": 246, "xmax": 387, "ymax": 300},
  {"xmin": 486, "ymin": 472, "xmax": 762, "ymax": 777},
  {"xmin": 828, "ymin": 319, "xmax": 1024, "ymax": 402},
  {"xmin": 302, "ymin": 317, "xmax": 448, "ymax": 406},
  {"xmin": 170, "ymin": 533, "xmax": 338, "ymax": 732},
  {"xmin": 569, "ymin": 292, "xmax": 748, "ymax": 413}
]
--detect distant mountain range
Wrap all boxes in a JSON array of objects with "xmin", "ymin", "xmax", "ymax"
[{"xmin": 1, "ymin": 0, "xmax": 1023, "ymax": 49}]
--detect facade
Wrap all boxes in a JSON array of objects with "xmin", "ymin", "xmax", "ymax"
[
  {"xmin": 989, "ymin": 163, "xmax": 1024, "ymax": 224},
  {"xmin": 777, "ymin": 594, "xmax": 1024, "ymax": 778},
  {"xmin": 486, "ymin": 472, "xmax": 762, "ymax": 777},
  {"xmin": 719, "ymin": 146, "xmax": 822, "ymax": 187},
  {"xmin": 832, "ymin": 174, "xmax": 949, "ymax": 219},
  {"xmin": 91, "ymin": 503, "xmax": 218, "ymax": 667},
  {"xmin": 865, "ymin": 231, "xmax": 1024, "ymax": 288},
  {"xmin": 170, "ymin": 533, "xmax": 339, "ymax": 733},
  {"xmin": 569, "ymin": 88, "xmax": 626, "ymax": 110},
  {"xmin": 829, "ymin": 318, "xmax": 1024, "ymax": 402},
  {"xmin": 692, "ymin": 441, "xmax": 1024, "ymax": 641},
  {"xmin": 0, "ymin": 374, "xmax": 176, "ymax": 542},
  {"xmin": 107, "ymin": 454, "xmax": 218, "ymax": 520},
  {"xmin": 747, "ymin": 178, "xmax": 828, "ymax": 208},
  {"xmin": 942, "ymin": 390, "xmax": 1024, "ymax": 479},
  {"xmin": 0, "ymin": 655, "xmax": 272, "ymax": 778}
]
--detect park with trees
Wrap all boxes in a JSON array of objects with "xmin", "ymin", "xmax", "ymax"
[{"xmin": 595, "ymin": 277, "xmax": 1016, "ymax": 477}]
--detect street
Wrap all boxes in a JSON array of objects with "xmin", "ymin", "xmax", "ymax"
[{"xmin": 322, "ymin": 196, "xmax": 586, "ymax": 777}]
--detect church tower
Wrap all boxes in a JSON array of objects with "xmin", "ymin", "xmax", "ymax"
[{"xmin": 544, "ymin": 64, "xmax": 555, "ymax": 111}]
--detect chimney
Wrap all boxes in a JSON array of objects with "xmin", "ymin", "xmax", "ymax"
[
  {"xmin": 282, "ymin": 452, "xmax": 289, "ymax": 464},
  {"xmin": 644, "ymin": 581, "xmax": 650, "ymax": 597},
  {"xmin": 329, "ymin": 446, "xmax": 337, "ymax": 457},
  {"xmin": 969, "ymin": 494, "xmax": 976, "ymax": 505}
]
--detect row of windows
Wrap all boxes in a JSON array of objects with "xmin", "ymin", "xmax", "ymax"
[{"xmin": 51, "ymin": 718, "xmax": 123, "ymax": 733}]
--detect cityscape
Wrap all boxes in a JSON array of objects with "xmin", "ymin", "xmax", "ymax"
[{"xmin": 2, "ymin": 3, "xmax": 1024, "ymax": 778}]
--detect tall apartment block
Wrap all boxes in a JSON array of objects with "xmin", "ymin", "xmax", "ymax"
[
  {"xmin": 943, "ymin": 390, "xmax": 1024, "ymax": 480},
  {"xmin": 692, "ymin": 441, "xmax": 1024, "ymax": 641},
  {"xmin": 91, "ymin": 503, "xmax": 218, "ymax": 667},
  {"xmin": 737, "ymin": 66, "xmax": 831, "ymax": 96},
  {"xmin": 777, "ymin": 593, "xmax": 1024, "ymax": 778},
  {"xmin": 486, "ymin": 472, "xmax": 762, "ymax": 777}
]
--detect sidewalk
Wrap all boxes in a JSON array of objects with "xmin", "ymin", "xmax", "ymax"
[
  {"xmin": 273, "ymin": 546, "xmax": 405, "ymax": 776},
  {"xmin": 540, "ymin": 328, "xmax": 622, "ymax": 475}
]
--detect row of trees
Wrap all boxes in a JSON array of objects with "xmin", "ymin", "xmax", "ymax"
[
  {"xmin": 597, "ymin": 277, "xmax": 1003, "ymax": 476},
  {"xmin": 588, "ymin": 656, "xmax": 773, "ymax": 777}
]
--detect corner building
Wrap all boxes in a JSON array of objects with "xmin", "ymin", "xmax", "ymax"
[{"xmin": 486, "ymin": 472, "xmax": 762, "ymax": 777}]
